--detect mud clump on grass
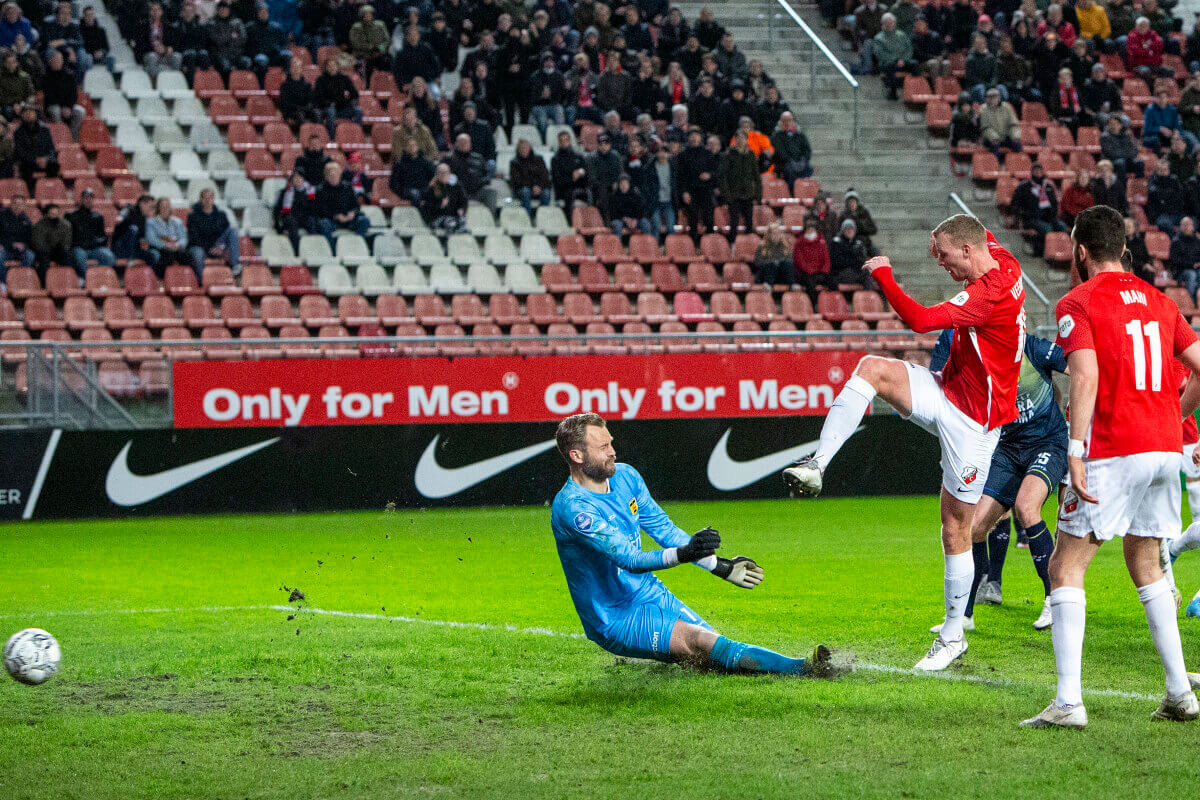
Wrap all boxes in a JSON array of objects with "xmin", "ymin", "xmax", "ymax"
[{"xmin": 288, "ymin": 588, "xmax": 306, "ymax": 603}]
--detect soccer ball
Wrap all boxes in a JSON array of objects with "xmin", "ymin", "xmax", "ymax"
[{"xmin": 4, "ymin": 628, "xmax": 61, "ymax": 686}]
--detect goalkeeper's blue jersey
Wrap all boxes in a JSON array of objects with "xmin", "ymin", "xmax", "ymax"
[
  {"xmin": 551, "ymin": 464, "xmax": 692, "ymax": 642},
  {"xmin": 932, "ymin": 329, "xmax": 1067, "ymax": 446}
]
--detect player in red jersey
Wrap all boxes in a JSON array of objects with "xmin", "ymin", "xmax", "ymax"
[
  {"xmin": 783, "ymin": 214, "xmax": 1025, "ymax": 671},
  {"xmin": 1022, "ymin": 205, "xmax": 1200, "ymax": 730}
]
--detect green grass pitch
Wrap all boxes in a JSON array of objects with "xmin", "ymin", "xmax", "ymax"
[{"xmin": 2, "ymin": 496, "xmax": 1200, "ymax": 798}]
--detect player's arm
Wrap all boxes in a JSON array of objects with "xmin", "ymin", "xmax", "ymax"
[
  {"xmin": 1065, "ymin": 348, "xmax": 1099, "ymax": 504},
  {"xmin": 1057, "ymin": 294, "xmax": 1098, "ymax": 503},
  {"xmin": 866, "ymin": 256, "xmax": 1001, "ymax": 333},
  {"xmin": 631, "ymin": 472, "xmax": 763, "ymax": 588},
  {"xmin": 1027, "ymin": 334, "xmax": 1068, "ymax": 376},
  {"xmin": 562, "ymin": 505, "xmax": 719, "ymax": 573}
]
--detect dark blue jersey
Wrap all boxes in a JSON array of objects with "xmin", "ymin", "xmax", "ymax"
[{"xmin": 931, "ymin": 330, "xmax": 1067, "ymax": 446}]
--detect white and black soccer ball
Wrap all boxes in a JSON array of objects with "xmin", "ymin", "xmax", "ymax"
[{"xmin": 4, "ymin": 628, "xmax": 61, "ymax": 686}]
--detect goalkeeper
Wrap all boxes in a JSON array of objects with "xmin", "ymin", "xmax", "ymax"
[{"xmin": 550, "ymin": 413, "xmax": 837, "ymax": 676}]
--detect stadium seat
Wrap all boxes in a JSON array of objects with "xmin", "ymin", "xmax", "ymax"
[
  {"xmin": 392, "ymin": 263, "xmax": 430, "ymax": 293},
  {"xmin": 141, "ymin": 295, "xmax": 179, "ymax": 329},
  {"xmin": 224, "ymin": 178, "xmax": 260, "ymax": 209},
  {"xmin": 535, "ymin": 206, "xmax": 572, "ymax": 237},
  {"xmin": 119, "ymin": 327, "xmax": 158, "ymax": 363},
  {"xmin": 451, "ymin": 294, "xmax": 491, "ymax": 325},
  {"xmin": 500, "ymin": 206, "xmax": 536, "ymax": 237},
  {"xmin": 700, "ymin": 233, "xmax": 732, "ymax": 265},
  {"xmin": 63, "ymin": 297, "xmax": 104, "ymax": 331},
  {"xmin": 257, "ymin": 295, "xmax": 297, "ymax": 328},
  {"xmin": 315, "ymin": 263, "xmax": 353, "ymax": 296},
  {"xmin": 686, "ymin": 262, "xmax": 723, "ymax": 292},
  {"xmin": 781, "ymin": 291, "xmax": 815, "ymax": 322},
  {"xmin": 852, "ymin": 290, "xmax": 895, "ymax": 321},
  {"xmin": 43, "ymin": 266, "xmax": 85, "ymax": 299},
  {"xmin": 711, "ymin": 291, "xmax": 750, "ymax": 322},
  {"xmin": 410, "ymin": 234, "xmax": 449, "ymax": 266},
  {"xmin": 447, "ymin": 234, "xmax": 483, "ymax": 266},
  {"xmin": 599, "ymin": 292, "xmax": 638, "ymax": 324},
  {"xmin": 189, "ymin": 120, "xmax": 224, "ymax": 153},
  {"xmin": 817, "ymin": 291, "xmax": 854, "ymax": 322},
  {"xmin": 354, "ymin": 263, "xmax": 392, "ymax": 296},
  {"xmin": 414, "ymin": 294, "xmax": 454, "ymax": 325},
  {"xmin": 100, "ymin": 295, "xmax": 139, "ymax": 332},
  {"xmin": 744, "ymin": 291, "xmax": 779, "ymax": 323},
  {"xmin": 465, "ymin": 205, "xmax": 498, "ymax": 236},
  {"xmin": 121, "ymin": 69, "xmax": 158, "ymax": 99},
  {"xmin": 136, "ymin": 95, "xmax": 173, "ymax": 127},
  {"xmin": 651, "ymin": 262, "xmax": 685, "ymax": 292},
  {"xmin": 1004, "ymin": 152, "xmax": 1032, "ymax": 180},
  {"xmin": 390, "ymin": 206, "xmax": 428, "ymax": 237},
  {"xmin": 971, "ymin": 152, "xmax": 1001, "ymax": 182},
  {"xmin": 152, "ymin": 121, "xmax": 191, "ymax": 153},
  {"xmin": 503, "ymin": 262, "xmax": 541, "ymax": 294},
  {"xmin": 338, "ymin": 295, "xmax": 378, "ymax": 327},
  {"xmin": 173, "ymin": 95, "xmax": 210, "ymax": 126},
  {"xmin": 429, "ymin": 263, "xmax": 469, "ymax": 293},
  {"xmin": 518, "ymin": 234, "xmax": 556, "ymax": 265},
  {"xmin": 335, "ymin": 235, "xmax": 371, "ymax": 266},
  {"xmin": 483, "ymin": 233, "xmax": 519, "ymax": 265},
  {"xmin": 540, "ymin": 263, "xmax": 579, "ymax": 293},
  {"xmin": 371, "ymin": 233, "xmax": 406, "ymax": 266},
  {"xmin": 629, "ymin": 234, "xmax": 659, "ymax": 264},
  {"xmin": 377, "ymin": 295, "xmax": 416, "ymax": 325},
  {"xmin": 562, "ymin": 292, "xmax": 598, "ymax": 325},
  {"xmin": 574, "ymin": 261, "xmax": 607, "ymax": 292},
  {"xmin": 299, "ymin": 295, "xmax": 339, "ymax": 327},
  {"xmin": 592, "ymin": 233, "xmax": 626, "ymax": 264},
  {"xmin": 555, "ymin": 234, "xmax": 589, "ymax": 264},
  {"xmin": 219, "ymin": 295, "xmax": 258, "ymax": 328},
  {"xmin": 100, "ymin": 92, "xmax": 135, "ymax": 125},
  {"xmin": 159, "ymin": 326, "xmax": 201, "ymax": 360},
  {"xmin": 1043, "ymin": 232, "xmax": 1072, "ymax": 265},
  {"xmin": 484, "ymin": 293, "xmax": 519, "ymax": 326},
  {"xmin": 612, "ymin": 263, "xmax": 650, "ymax": 293},
  {"xmin": 202, "ymin": 266, "xmax": 242, "ymax": 297},
  {"xmin": 572, "ymin": 206, "xmax": 607, "ymax": 237},
  {"xmin": 674, "ymin": 291, "xmax": 712, "ymax": 322},
  {"xmin": 278, "ymin": 325, "xmax": 321, "ymax": 358},
  {"xmin": 182, "ymin": 295, "xmax": 224, "ymax": 329},
  {"xmin": 279, "ymin": 264, "xmax": 320, "ymax": 295},
  {"xmin": 239, "ymin": 325, "xmax": 283, "ymax": 360}
]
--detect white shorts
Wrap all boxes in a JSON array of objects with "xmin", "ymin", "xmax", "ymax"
[
  {"xmin": 903, "ymin": 362, "xmax": 1001, "ymax": 504},
  {"xmin": 1183, "ymin": 443, "xmax": 1200, "ymax": 480},
  {"xmin": 1058, "ymin": 452, "xmax": 1182, "ymax": 541}
]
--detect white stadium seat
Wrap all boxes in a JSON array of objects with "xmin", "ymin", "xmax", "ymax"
[
  {"xmin": 392, "ymin": 263, "xmax": 430, "ymax": 293},
  {"xmin": 317, "ymin": 264, "xmax": 354, "ymax": 295},
  {"xmin": 354, "ymin": 263, "xmax": 392, "ymax": 296},
  {"xmin": 502, "ymin": 262, "xmax": 541, "ymax": 293},
  {"xmin": 429, "ymin": 263, "xmax": 468, "ymax": 293}
]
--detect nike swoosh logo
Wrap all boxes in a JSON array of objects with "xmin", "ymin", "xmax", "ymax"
[
  {"xmin": 706, "ymin": 427, "xmax": 864, "ymax": 491},
  {"xmin": 415, "ymin": 435, "xmax": 556, "ymax": 499},
  {"xmin": 106, "ymin": 438, "xmax": 280, "ymax": 506}
]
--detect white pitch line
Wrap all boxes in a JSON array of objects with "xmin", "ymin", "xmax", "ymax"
[{"xmin": 0, "ymin": 603, "xmax": 1164, "ymax": 702}]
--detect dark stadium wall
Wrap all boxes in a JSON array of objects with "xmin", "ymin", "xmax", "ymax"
[{"xmin": 0, "ymin": 418, "xmax": 942, "ymax": 520}]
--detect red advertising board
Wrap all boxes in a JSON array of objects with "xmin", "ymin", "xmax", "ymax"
[{"xmin": 172, "ymin": 351, "xmax": 864, "ymax": 428}]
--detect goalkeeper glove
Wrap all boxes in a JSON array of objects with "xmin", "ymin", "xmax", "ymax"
[
  {"xmin": 712, "ymin": 557, "xmax": 764, "ymax": 589},
  {"xmin": 677, "ymin": 526, "xmax": 720, "ymax": 563}
]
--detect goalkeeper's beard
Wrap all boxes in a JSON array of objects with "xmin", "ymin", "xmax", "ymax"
[{"xmin": 581, "ymin": 455, "xmax": 617, "ymax": 482}]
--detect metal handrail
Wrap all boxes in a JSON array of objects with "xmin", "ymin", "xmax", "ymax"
[
  {"xmin": 17, "ymin": 329, "xmax": 930, "ymax": 350},
  {"xmin": 948, "ymin": 191, "xmax": 1054, "ymax": 325},
  {"xmin": 768, "ymin": 0, "xmax": 860, "ymax": 141}
]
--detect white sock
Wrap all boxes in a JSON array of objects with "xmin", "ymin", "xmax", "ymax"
[
  {"xmin": 939, "ymin": 550, "xmax": 973, "ymax": 642},
  {"xmin": 813, "ymin": 374, "xmax": 875, "ymax": 471},
  {"xmin": 1193, "ymin": 586, "xmax": 1200, "ymax": 604},
  {"xmin": 1137, "ymin": 577, "xmax": 1191, "ymax": 698},
  {"xmin": 1188, "ymin": 481, "xmax": 1200, "ymax": 518},
  {"xmin": 1051, "ymin": 586, "xmax": 1087, "ymax": 708},
  {"xmin": 1169, "ymin": 521, "xmax": 1200, "ymax": 560}
]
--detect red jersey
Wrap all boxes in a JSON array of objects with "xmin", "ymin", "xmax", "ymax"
[
  {"xmin": 1175, "ymin": 360, "xmax": 1199, "ymax": 445},
  {"xmin": 1056, "ymin": 271, "xmax": 1198, "ymax": 458},
  {"xmin": 875, "ymin": 232, "xmax": 1025, "ymax": 429}
]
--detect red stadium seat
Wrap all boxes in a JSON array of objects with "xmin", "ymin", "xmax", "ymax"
[
  {"xmin": 164, "ymin": 265, "xmax": 202, "ymax": 297},
  {"xmin": 562, "ymin": 292, "xmax": 598, "ymax": 324},
  {"xmin": 279, "ymin": 265, "xmax": 321, "ymax": 295},
  {"xmin": 744, "ymin": 291, "xmax": 778, "ymax": 323},
  {"xmin": 451, "ymin": 294, "xmax": 490, "ymax": 325},
  {"xmin": 413, "ymin": 294, "xmax": 454, "ymax": 325},
  {"xmin": 723, "ymin": 262, "xmax": 754, "ymax": 287},
  {"xmin": 229, "ymin": 70, "xmax": 264, "ymax": 98},
  {"xmin": 673, "ymin": 291, "xmax": 712, "ymax": 322},
  {"xmin": 711, "ymin": 291, "xmax": 750, "ymax": 322},
  {"xmin": 526, "ymin": 293, "xmax": 563, "ymax": 325},
  {"xmin": 192, "ymin": 69, "xmax": 226, "ymax": 99},
  {"xmin": 487, "ymin": 294, "xmax": 521, "ymax": 326},
  {"xmin": 377, "ymin": 295, "xmax": 415, "ymax": 326},
  {"xmin": 614, "ymin": 262, "xmax": 653, "ymax": 292},
  {"xmin": 23, "ymin": 297, "xmax": 65, "ymax": 330},
  {"xmin": 141, "ymin": 295, "xmax": 179, "ymax": 328},
  {"xmin": 260, "ymin": 295, "xmax": 300, "ymax": 327},
  {"xmin": 686, "ymin": 261, "xmax": 723, "ymax": 292},
  {"xmin": 600, "ymin": 292, "xmax": 638, "ymax": 324},
  {"xmin": 578, "ymin": 261, "xmax": 611, "ymax": 292},
  {"xmin": 637, "ymin": 291, "xmax": 675, "ymax": 323},
  {"xmin": 45, "ymin": 266, "xmax": 86, "ymax": 298},
  {"xmin": 555, "ymin": 234, "xmax": 588, "ymax": 264},
  {"xmin": 338, "ymin": 295, "xmax": 378, "ymax": 327},
  {"xmin": 650, "ymin": 261, "xmax": 685, "ymax": 292},
  {"xmin": 278, "ymin": 325, "xmax": 321, "ymax": 358},
  {"xmin": 246, "ymin": 95, "xmax": 281, "ymax": 125},
  {"xmin": 209, "ymin": 94, "xmax": 249, "ymax": 125},
  {"xmin": 540, "ymin": 262, "xmax": 580, "ymax": 293},
  {"xmin": 182, "ymin": 295, "xmax": 222, "ymax": 328},
  {"xmin": 64, "ymin": 296, "xmax": 104, "ymax": 331},
  {"xmin": 219, "ymin": 295, "xmax": 258, "ymax": 328},
  {"xmin": 1043, "ymin": 232, "xmax": 1072, "ymax": 264},
  {"xmin": 244, "ymin": 149, "xmax": 282, "ymax": 180},
  {"xmin": 629, "ymin": 234, "xmax": 660, "ymax": 263},
  {"xmin": 591, "ymin": 233, "xmax": 626, "ymax": 264}
]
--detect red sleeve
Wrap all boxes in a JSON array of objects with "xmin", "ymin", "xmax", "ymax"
[
  {"xmin": 1173, "ymin": 309, "xmax": 1198, "ymax": 355},
  {"xmin": 1055, "ymin": 291, "xmax": 1094, "ymax": 354},
  {"xmin": 942, "ymin": 278, "xmax": 1006, "ymax": 327},
  {"xmin": 873, "ymin": 266, "xmax": 952, "ymax": 333}
]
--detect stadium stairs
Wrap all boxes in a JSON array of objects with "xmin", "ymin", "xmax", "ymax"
[{"xmin": 680, "ymin": 0, "xmax": 1067, "ymax": 310}]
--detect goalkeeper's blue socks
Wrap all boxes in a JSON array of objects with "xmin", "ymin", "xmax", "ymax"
[
  {"xmin": 1025, "ymin": 521, "xmax": 1053, "ymax": 596},
  {"xmin": 710, "ymin": 636, "xmax": 807, "ymax": 675},
  {"xmin": 964, "ymin": 540, "xmax": 989, "ymax": 618},
  {"xmin": 987, "ymin": 516, "xmax": 1011, "ymax": 587}
]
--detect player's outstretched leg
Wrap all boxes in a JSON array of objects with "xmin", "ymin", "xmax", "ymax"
[
  {"xmin": 671, "ymin": 622, "xmax": 845, "ymax": 678},
  {"xmin": 1126, "ymin": 536, "xmax": 1199, "ymax": 722},
  {"xmin": 978, "ymin": 517, "xmax": 1010, "ymax": 605},
  {"xmin": 783, "ymin": 356, "xmax": 910, "ymax": 497},
  {"xmin": 1026, "ymin": 521, "xmax": 1055, "ymax": 629},
  {"xmin": 1169, "ymin": 521, "xmax": 1200, "ymax": 563}
]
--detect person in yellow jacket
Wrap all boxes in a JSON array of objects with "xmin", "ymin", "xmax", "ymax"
[{"xmin": 1075, "ymin": 0, "xmax": 1111, "ymax": 43}]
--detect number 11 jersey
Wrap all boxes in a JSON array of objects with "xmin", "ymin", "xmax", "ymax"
[{"xmin": 1055, "ymin": 270, "xmax": 1198, "ymax": 458}]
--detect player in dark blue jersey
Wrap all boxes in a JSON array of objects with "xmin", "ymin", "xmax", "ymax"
[
  {"xmin": 928, "ymin": 329, "xmax": 1068, "ymax": 631},
  {"xmin": 550, "ymin": 413, "xmax": 841, "ymax": 675}
]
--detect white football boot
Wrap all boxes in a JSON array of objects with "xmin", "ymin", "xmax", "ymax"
[
  {"xmin": 1020, "ymin": 703, "xmax": 1088, "ymax": 729},
  {"xmin": 782, "ymin": 456, "xmax": 823, "ymax": 497},
  {"xmin": 929, "ymin": 616, "xmax": 974, "ymax": 633},
  {"xmin": 977, "ymin": 580, "xmax": 1003, "ymax": 605},
  {"xmin": 1032, "ymin": 596, "xmax": 1053, "ymax": 630},
  {"xmin": 1151, "ymin": 691, "xmax": 1200, "ymax": 721},
  {"xmin": 914, "ymin": 635, "xmax": 967, "ymax": 671}
]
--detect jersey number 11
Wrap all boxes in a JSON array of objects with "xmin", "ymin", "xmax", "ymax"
[{"xmin": 1126, "ymin": 319, "xmax": 1162, "ymax": 392}]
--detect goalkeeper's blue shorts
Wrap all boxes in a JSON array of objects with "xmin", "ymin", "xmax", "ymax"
[{"xmin": 594, "ymin": 592, "xmax": 713, "ymax": 662}]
